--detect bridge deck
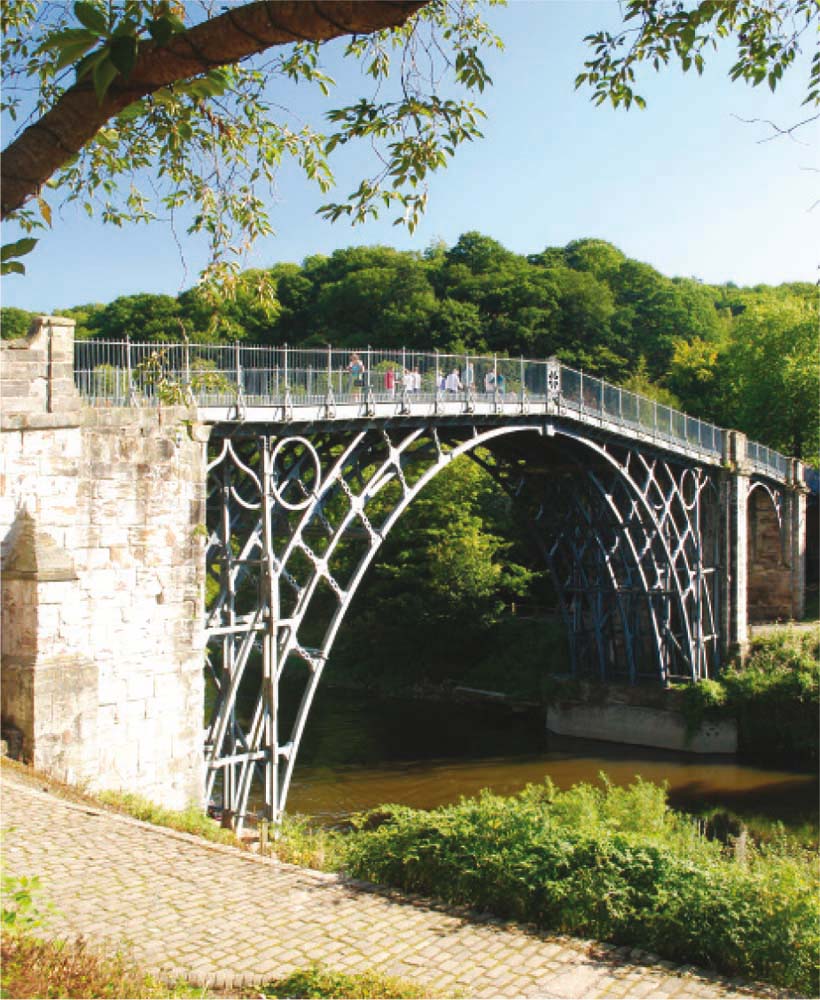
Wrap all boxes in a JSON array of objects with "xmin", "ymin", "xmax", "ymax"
[{"xmin": 74, "ymin": 341, "xmax": 792, "ymax": 484}]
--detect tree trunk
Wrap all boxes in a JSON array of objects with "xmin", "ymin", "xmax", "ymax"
[{"xmin": 1, "ymin": 0, "xmax": 428, "ymax": 220}]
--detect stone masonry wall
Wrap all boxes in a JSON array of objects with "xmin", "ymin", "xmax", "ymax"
[
  {"xmin": 1, "ymin": 317, "xmax": 208, "ymax": 809},
  {"xmin": 747, "ymin": 486, "xmax": 793, "ymax": 623}
]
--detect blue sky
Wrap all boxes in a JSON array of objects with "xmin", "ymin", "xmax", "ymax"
[{"xmin": 3, "ymin": 1, "xmax": 817, "ymax": 313}]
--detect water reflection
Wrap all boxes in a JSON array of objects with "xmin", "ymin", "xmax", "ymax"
[{"xmin": 279, "ymin": 687, "xmax": 818, "ymax": 833}]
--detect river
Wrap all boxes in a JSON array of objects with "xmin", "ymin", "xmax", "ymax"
[{"xmin": 283, "ymin": 687, "xmax": 818, "ymax": 839}]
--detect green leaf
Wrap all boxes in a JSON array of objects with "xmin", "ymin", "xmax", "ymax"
[
  {"xmin": 54, "ymin": 35, "xmax": 99, "ymax": 71},
  {"xmin": 1, "ymin": 261, "xmax": 26, "ymax": 276},
  {"xmin": 109, "ymin": 35, "xmax": 138, "ymax": 79},
  {"xmin": 75, "ymin": 47, "xmax": 107, "ymax": 82},
  {"xmin": 148, "ymin": 13, "xmax": 185, "ymax": 46},
  {"xmin": 93, "ymin": 54, "xmax": 119, "ymax": 102},
  {"xmin": 73, "ymin": 1, "xmax": 107, "ymax": 36},
  {"xmin": 36, "ymin": 26, "xmax": 97, "ymax": 56},
  {"xmin": 1, "ymin": 237, "xmax": 38, "ymax": 262}
]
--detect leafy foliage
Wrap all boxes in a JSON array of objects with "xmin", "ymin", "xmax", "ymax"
[
  {"xmin": 259, "ymin": 963, "xmax": 431, "ymax": 998},
  {"xmin": 328, "ymin": 454, "xmax": 549, "ymax": 692},
  {"xmin": 576, "ymin": 0, "xmax": 819, "ymax": 123},
  {"xmin": 94, "ymin": 789, "xmax": 240, "ymax": 846},
  {"xmin": 1, "ymin": 0, "xmax": 500, "ymax": 287},
  {"xmin": 675, "ymin": 630, "xmax": 819, "ymax": 766},
  {"xmin": 1, "ymin": 931, "xmax": 216, "ymax": 998},
  {"xmin": 60, "ymin": 233, "xmax": 815, "ymax": 460},
  {"xmin": 343, "ymin": 778, "xmax": 820, "ymax": 994},
  {"xmin": 1, "ymin": 871, "xmax": 52, "ymax": 935}
]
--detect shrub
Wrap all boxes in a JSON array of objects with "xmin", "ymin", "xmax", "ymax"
[
  {"xmin": 724, "ymin": 632, "xmax": 819, "ymax": 767},
  {"xmin": 342, "ymin": 779, "xmax": 820, "ymax": 994},
  {"xmin": 0, "ymin": 933, "xmax": 199, "ymax": 999},
  {"xmin": 260, "ymin": 963, "xmax": 431, "ymax": 998}
]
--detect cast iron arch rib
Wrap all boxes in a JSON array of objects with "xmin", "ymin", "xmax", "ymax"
[{"xmin": 205, "ymin": 419, "xmax": 721, "ymax": 830}]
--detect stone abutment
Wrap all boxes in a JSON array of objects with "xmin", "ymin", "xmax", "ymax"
[{"xmin": 1, "ymin": 317, "xmax": 208, "ymax": 808}]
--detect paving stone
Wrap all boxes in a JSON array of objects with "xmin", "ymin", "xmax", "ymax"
[{"xmin": 1, "ymin": 775, "xmax": 775, "ymax": 999}]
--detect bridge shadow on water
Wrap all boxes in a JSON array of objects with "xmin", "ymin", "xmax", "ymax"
[{"xmin": 257, "ymin": 685, "xmax": 819, "ymax": 839}]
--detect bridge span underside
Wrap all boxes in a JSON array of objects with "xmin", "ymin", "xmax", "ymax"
[{"xmin": 204, "ymin": 414, "xmax": 722, "ymax": 829}]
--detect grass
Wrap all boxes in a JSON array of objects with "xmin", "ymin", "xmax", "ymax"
[
  {"xmin": 0, "ymin": 933, "xmax": 205, "ymax": 999},
  {"xmin": 0, "ymin": 936, "xmax": 432, "ymax": 999},
  {"xmin": 95, "ymin": 790, "xmax": 240, "ymax": 848},
  {"xmin": 259, "ymin": 964, "xmax": 437, "ymax": 998}
]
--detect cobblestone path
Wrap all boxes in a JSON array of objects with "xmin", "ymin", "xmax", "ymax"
[{"xmin": 2, "ymin": 775, "xmax": 771, "ymax": 998}]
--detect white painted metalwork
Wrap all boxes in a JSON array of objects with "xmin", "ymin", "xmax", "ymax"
[
  {"xmin": 68, "ymin": 339, "xmax": 797, "ymax": 829},
  {"xmin": 203, "ymin": 414, "xmax": 737, "ymax": 831}
]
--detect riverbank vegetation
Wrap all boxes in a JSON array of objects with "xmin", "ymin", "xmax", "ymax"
[
  {"xmin": 680, "ymin": 631, "xmax": 819, "ymax": 768},
  {"xmin": 4, "ymin": 761, "xmax": 817, "ymax": 995},
  {"xmin": 341, "ymin": 779, "xmax": 819, "ymax": 996}
]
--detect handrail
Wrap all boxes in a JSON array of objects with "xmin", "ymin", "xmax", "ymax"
[{"xmin": 72, "ymin": 339, "xmax": 789, "ymax": 481}]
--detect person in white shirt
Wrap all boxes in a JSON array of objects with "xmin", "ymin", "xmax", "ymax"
[{"xmin": 445, "ymin": 368, "xmax": 462, "ymax": 393}]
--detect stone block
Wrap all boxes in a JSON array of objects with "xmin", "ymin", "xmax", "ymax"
[
  {"xmin": 546, "ymin": 701, "xmax": 737, "ymax": 754},
  {"xmin": 127, "ymin": 671, "xmax": 155, "ymax": 702}
]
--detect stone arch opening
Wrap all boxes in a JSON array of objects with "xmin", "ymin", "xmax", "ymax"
[{"xmin": 747, "ymin": 483, "xmax": 790, "ymax": 623}]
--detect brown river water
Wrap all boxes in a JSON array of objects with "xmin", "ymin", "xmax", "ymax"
[{"xmin": 280, "ymin": 687, "xmax": 818, "ymax": 835}]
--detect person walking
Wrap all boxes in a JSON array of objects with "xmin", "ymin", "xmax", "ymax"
[{"xmin": 347, "ymin": 352, "xmax": 365, "ymax": 400}]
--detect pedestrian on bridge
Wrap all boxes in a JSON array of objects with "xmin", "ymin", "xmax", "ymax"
[
  {"xmin": 445, "ymin": 368, "xmax": 462, "ymax": 393},
  {"xmin": 347, "ymin": 353, "xmax": 365, "ymax": 400}
]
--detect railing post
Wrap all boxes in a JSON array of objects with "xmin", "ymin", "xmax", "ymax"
[
  {"xmin": 125, "ymin": 334, "xmax": 134, "ymax": 405},
  {"xmin": 184, "ymin": 339, "xmax": 191, "ymax": 401}
]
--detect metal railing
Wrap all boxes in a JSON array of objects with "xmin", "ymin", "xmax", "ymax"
[
  {"xmin": 746, "ymin": 440, "xmax": 789, "ymax": 481},
  {"xmin": 74, "ymin": 339, "xmax": 789, "ymax": 478}
]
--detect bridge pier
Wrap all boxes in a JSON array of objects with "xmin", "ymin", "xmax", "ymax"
[
  {"xmin": 1, "ymin": 318, "xmax": 208, "ymax": 808},
  {"xmin": 720, "ymin": 431, "xmax": 807, "ymax": 660},
  {"xmin": 721, "ymin": 431, "xmax": 750, "ymax": 656},
  {"xmin": 787, "ymin": 461, "xmax": 808, "ymax": 622}
]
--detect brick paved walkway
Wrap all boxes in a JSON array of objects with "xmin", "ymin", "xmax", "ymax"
[{"xmin": 2, "ymin": 775, "xmax": 772, "ymax": 998}]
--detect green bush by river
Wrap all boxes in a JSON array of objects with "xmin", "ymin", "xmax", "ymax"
[
  {"xmin": 339, "ymin": 779, "xmax": 819, "ymax": 996},
  {"xmin": 680, "ymin": 630, "xmax": 819, "ymax": 768}
]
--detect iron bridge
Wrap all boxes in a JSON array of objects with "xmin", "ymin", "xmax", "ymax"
[{"xmin": 76, "ymin": 343, "xmax": 798, "ymax": 830}]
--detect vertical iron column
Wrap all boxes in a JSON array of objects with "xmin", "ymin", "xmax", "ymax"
[
  {"xmin": 721, "ymin": 431, "xmax": 750, "ymax": 657},
  {"xmin": 260, "ymin": 437, "xmax": 280, "ymax": 824}
]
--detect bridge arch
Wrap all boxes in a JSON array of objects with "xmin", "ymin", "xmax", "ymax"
[
  {"xmin": 204, "ymin": 417, "xmax": 721, "ymax": 829},
  {"xmin": 747, "ymin": 480, "xmax": 790, "ymax": 623}
]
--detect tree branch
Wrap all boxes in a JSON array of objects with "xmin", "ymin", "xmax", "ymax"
[{"xmin": 1, "ymin": 0, "xmax": 429, "ymax": 220}]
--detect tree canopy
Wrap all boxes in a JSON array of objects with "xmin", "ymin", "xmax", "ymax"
[
  {"xmin": 2, "ymin": 0, "xmax": 816, "ymax": 280},
  {"xmin": 6, "ymin": 233, "xmax": 815, "ymax": 461}
]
